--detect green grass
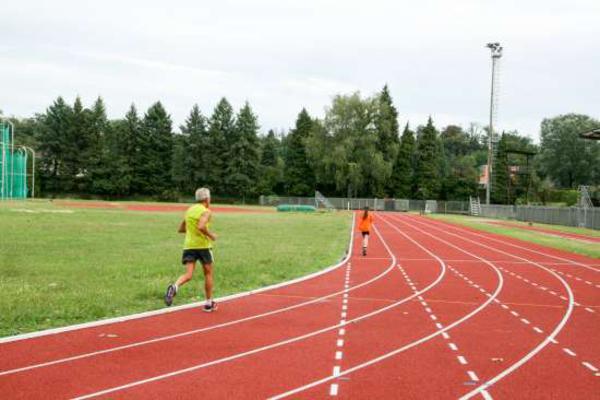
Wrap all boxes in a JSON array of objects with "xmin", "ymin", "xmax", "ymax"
[
  {"xmin": 428, "ymin": 214, "xmax": 600, "ymax": 259},
  {"xmin": 0, "ymin": 201, "xmax": 351, "ymax": 337}
]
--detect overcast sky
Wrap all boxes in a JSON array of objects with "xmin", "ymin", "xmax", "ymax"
[{"xmin": 1, "ymin": 0, "xmax": 599, "ymax": 140}]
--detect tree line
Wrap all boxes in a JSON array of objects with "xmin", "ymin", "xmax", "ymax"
[{"xmin": 2, "ymin": 85, "xmax": 599, "ymax": 204}]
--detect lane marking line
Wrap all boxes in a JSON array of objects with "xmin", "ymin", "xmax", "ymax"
[
  {"xmin": 457, "ymin": 356, "xmax": 468, "ymax": 365},
  {"xmin": 467, "ymin": 371, "xmax": 479, "ymax": 381},
  {"xmin": 582, "ymin": 362, "xmax": 598, "ymax": 372},
  {"xmin": 448, "ymin": 343, "xmax": 458, "ymax": 351},
  {"xmin": 335, "ymin": 351, "xmax": 343, "ymax": 360},
  {"xmin": 562, "ymin": 348, "xmax": 576, "ymax": 356},
  {"xmin": 329, "ymin": 384, "xmax": 338, "ymax": 396}
]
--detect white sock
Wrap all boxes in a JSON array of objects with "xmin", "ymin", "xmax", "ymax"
[
  {"xmin": 206, "ymin": 298, "xmax": 212, "ymax": 305},
  {"xmin": 173, "ymin": 284, "xmax": 178, "ymax": 292}
]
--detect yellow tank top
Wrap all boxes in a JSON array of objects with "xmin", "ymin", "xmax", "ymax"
[{"xmin": 183, "ymin": 204, "xmax": 212, "ymax": 249}]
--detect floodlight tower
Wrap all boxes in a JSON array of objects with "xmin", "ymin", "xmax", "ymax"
[{"xmin": 485, "ymin": 42, "xmax": 503, "ymax": 205}]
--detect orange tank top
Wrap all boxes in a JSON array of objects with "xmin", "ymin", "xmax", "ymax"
[{"xmin": 358, "ymin": 213, "xmax": 373, "ymax": 232}]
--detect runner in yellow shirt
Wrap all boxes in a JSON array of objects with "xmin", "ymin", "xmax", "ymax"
[{"xmin": 164, "ymin": 187, "xmax": 219, "ymax": 312}]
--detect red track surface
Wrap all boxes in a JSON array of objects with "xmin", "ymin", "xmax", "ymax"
[
  {"xmin": 1, "ymin": 213, "xmax": 598, "ymax": 399},
  {"xmin": 488, "ymin": 221, "xmax": 600, "ymax": 243}
]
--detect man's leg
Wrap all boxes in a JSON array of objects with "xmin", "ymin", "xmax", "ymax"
[
  {"xmin": 176, "ymin": 261, "xmax": 196, "ymax": 288},
  {"xmin": 165, "ymin": 261, "xmax": 196, "ymax": 306},
  {"xmin": 202, "ymin": 263, "xmax": 213, "ymax": 300},
  {"xmin": 202, "ymin": 262, "xmax": 218, "ymax": 312}
]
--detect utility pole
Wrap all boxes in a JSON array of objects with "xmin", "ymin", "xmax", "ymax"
[{"xmin": 486, "ymin": 42, "xmax": 503, "ymax": 205}]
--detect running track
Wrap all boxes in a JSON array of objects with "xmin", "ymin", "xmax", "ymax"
[{"xmin": 1, "ymin": 213, "xmax": 598, "ymax": 399}]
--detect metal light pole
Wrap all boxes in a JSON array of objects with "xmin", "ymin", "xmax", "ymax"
[{"xmin": 485, "ymin": 42, "xmax": 502, "ymax": 205}]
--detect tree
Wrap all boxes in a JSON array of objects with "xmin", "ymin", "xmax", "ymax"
[
  {"xmin": 305, "ymin": 93, "xmax": 389, "ymax": 197},
  {"xmin": 539, "ymin": 114, "xmax": 600, "ymax": 188},
  {"xmin": 225, "ymin": 102, "xmax": 260, "ymax": 201},
  {"xmin": 390, "ymin": 124, "xmax": 415, "ymax": 198},
  {"xmin": 123, "ymin": 104, "xmax": 142, "ymax": 195},
  {"xmin": 178, "ymin": 104, "xmax": 208, "ymax": 193},
  {"xmin": 284, "ymin": 108, "xmax": 315, "ymax": 195},
  {"xmin": 414, "ymin": 117, "xmax": 442, "ymax": 199},
  {"xmin": 138, "ymin": 102, "xmax": 174, "ymax": 195},
  {"xmin": 89, "ymin": 119, "xmax": 131, "ymax": 196},
  {"xmin": 491, "ymin": 134, "xmax": 510, "ymax": 204},
  {"xmin": 37, "ymin": 97, "xmax": 73, "ymax": 193},
  {"xmin": 257, "ymin": 130, "xmax": 284, "ymax": 195},
  {"xmin": 375, "ymin": 85, "xmax": 400, "ymax": 194},
  {"xmin": 206, "ymin": 98, "xmax": 235, "ymax": 192},
  {"xmin": 84, "ymin": 97, "xmax": 109, "ymax": 193}
]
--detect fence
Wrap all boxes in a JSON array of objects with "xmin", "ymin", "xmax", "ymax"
[{"xmin": 260, "ymin": 194, "xmax": 599, "ymax": 230}]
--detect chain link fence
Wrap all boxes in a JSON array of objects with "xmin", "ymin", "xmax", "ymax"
[{"xmin": 260, "ymin": 195, "xmax": 599, "ymax": 230}]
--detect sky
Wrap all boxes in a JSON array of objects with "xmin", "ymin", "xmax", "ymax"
[{"xmin": 1, "ymin": 0, "xmax": 599, "ymax": 140}]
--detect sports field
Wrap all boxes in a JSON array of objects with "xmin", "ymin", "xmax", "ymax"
[{"xmin": 0, "ymin": 200, "xmax": 351, "ymax": 337}]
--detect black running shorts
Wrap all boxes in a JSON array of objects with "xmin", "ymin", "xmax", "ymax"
[{"xmin": 181, "ymin": 248, "xmax": 213, "ymax": 265}]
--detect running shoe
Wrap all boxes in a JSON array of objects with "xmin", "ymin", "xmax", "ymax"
[
  {"xmin": 203, "ymin": 301, "xmax": 218, "ymax": 313},
  {"xmin": 362, "ymin": 248, "xmax": 367, "ymax": 256},
  {"xmin": 164, "ymin": 284, "xmax": 177, "ymax": 306}
]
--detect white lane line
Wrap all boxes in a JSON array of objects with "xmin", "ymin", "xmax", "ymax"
[
  {"xmin": 340, "ymin": 320, "xmax": 346, "ymax": 325},
  {"xmin": 425, "ymin": 307, "xmax": 432, "ymax": 313},
  {"xmin": 337, "ymin": 339, "xmax": 344, "ymax": 347},
  {"xmin": 335, "ymin": 351, "xmax": 343, "ymax": 360},
  {"xmin": 430, "ymin": 315, "xmax": 438, "ymax": 321},
  {"xmin": 582, "ymin": 362, "xmax": 598, "ymax": 372},
  {"xmin": 481, "ymin": 390, "xmax": 493, "ymax": 400},
  {"xmin": 584, "ymin": 308, "xmax": 595, "ymax": 313},
  {"xmin": 388, "ymin": 215, "xmax": 575, "ymax": 400},
  {"xmin": 510, "ymin": 311, "xmax": 519, "ymax": 317},
  {"xmin": 332, "ymin": 366, "xmax": 341, "ymax": 377},
  {"xmin": 520, "ymin": 318, "xmax": 530, "ymax": 325},
  {"xmin": 501, "ymin": 304, "xmax": 509, "ymax": 310},
  {"xmin": 562, "ymin": 348, "xmax": 576, "ymax": 357},
  {"xmin": 533, "ymin": 327, "xmax": 543, "ymax": 334},
  {"xmin": 341, "ymin": 312, "xmax": 347, "ymax": 318},
  {"xmin": 467, "ymin": 371, "xmax": 479, "ymax": 381},
  {"xmin": 457, "ymin": 356, "xmax": 468, "ymax": 365},
  {"xmin": 448, "ymin": 343, "xmax": 458, "ymax": 351},
  {"xmin": 342, "ymin": 305, "xmax": 348, "ymax": 311},
  {"xmin": 329, "ymin": 384, "xmax": 338, "ymax": 396},
  {"xmin": 338, "ymin": 329, "xmax": 345, "ymax": 336},
  {"xmin": 421, "ymin": 301, "xmax": 428, "ymax": 307},
  {"xmin": 267, "ymin": 215, "xmax": 503, "ymax": 400},
  {"xmin": 435, "ymin": 323, "xmax": 443, "ymax": 329}
]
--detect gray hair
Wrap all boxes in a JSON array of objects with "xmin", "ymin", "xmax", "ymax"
[{"xmin": 195, "ymin": 187, "xmax": 211, "ymax": 202}]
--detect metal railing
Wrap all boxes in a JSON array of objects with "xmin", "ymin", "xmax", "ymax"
[{"xmin": 260, "ymin": 194, "xmax": 599, "ymax": 230}]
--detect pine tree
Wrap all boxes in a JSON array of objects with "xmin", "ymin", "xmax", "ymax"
[
  {"xmin": 206, "ymin": 98, "xmax": 235, "ymax": 193},
  {"xmin": 414, "ymin": 117, "xmax": 442, "ymax": 199},
  {"xmin": 180, "ymin": 104, "xmax": 208, "ymax": 192},
  {"xmin": 375, "ymin": 85, "xmax": 400, "ymax": 194},
  {"xmin": 84, "ymin": 97, "xmax": 108, "ymax": 193},
  {"xmin": 225, "ymin": 102, "xmax": 260, "ymax": 201},
  {"xmin": 124, "ymin": 104, "xmax": 142, "ymax": 195},
  {"xmin": 284, "ymin": 108, "xmax": 315, "ymax": 195},
  {"xmin": 66, "ymin": 96, "xmax": 90, "ymax": 192},
  {"xmin": 138, "ymin": 102, "xmax": 174, "ymax": 195},
  {"xmin": 390, "ymin": 124, "xmax": 415, "ymax": 198},
  {"xmin": 257, "ymin": 130, "xmax": 284, "ymax": 195},
  {"xmin": 37, "ymin": 97, "xmax": 73, "ymax": 193},
  {"xmin": 89, "ymin": 119, "xmax": 131, "ymax": 196}
]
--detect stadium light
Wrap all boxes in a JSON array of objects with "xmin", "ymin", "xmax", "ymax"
[{"xmin": 485, "ymin": 42, "xmax": 503, "ymax": 205}]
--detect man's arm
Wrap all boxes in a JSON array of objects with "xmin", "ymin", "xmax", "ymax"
[
  {"xmin": 197, "ymin": 210, "xmax": 217, "ymax": 241},
  {"xmin": 177, "ymin": 220, "xmax": 186, "ymax": 233}
]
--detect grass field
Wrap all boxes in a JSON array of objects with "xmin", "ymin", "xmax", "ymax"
[
  {"xmin": 428, "ymin": 214, "xmax": 600, "ymax": 259},
  {"xmin": 0, "ymin": 201, "xmax": 351, "ymax": 337}
]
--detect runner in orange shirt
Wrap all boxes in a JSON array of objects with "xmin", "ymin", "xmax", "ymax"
[{"xmin": 358, "ymin": 206, "xmax": 373, "ymax": 256}]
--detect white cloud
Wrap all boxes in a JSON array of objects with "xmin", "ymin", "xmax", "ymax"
[{"xmin": 0, "ymin": 0, "xmax": 599, "ymax": 140}]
